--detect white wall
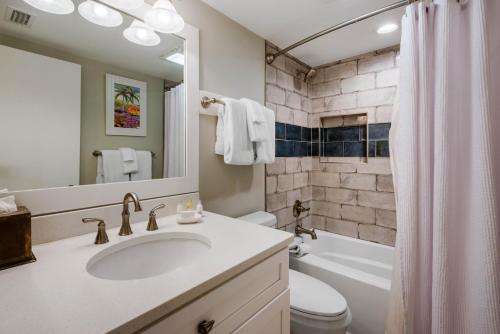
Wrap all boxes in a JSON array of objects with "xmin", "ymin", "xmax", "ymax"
[
  {"xmin": 174, "ymin": 0, "xmax": 266, "ymax": 217},
  {"xmin": 0, "ymin": 45, "xmax": 81, "ymax": 191}
]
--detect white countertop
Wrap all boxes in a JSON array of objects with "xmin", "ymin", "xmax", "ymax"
[{"xmin": 0, "ymin": 211, "xmax": 292, "ymax": 334}]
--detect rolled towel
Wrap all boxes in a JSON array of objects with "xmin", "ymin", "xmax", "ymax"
[
  {"xmin": 0, "ymin": 195, "xmax": 17, "ymax": 214},
  {"xmin": 288, "ymin": 237, "xmax": 303, "ymax": 250},
  {"xmin": 289, "ymin": 243, "xmax": 312, "ymax": 258}
]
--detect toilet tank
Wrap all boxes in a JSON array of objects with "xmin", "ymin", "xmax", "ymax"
[{"xmin": 237, "ymin": 211, "xmax": 277, "ymax": 228}]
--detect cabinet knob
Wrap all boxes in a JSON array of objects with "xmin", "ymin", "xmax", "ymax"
[{"xmin": 197, "ymin": 320, "xmax": 215, "ymax": 334}]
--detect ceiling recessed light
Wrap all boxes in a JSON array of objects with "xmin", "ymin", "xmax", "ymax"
[
  {"xmin": 123, "ymin": 20, "xmax": 161, "ymax": 46},
  {"xmin": 78, "ymin": 0, "xmax": 123, "ymax": 27},
  {"xmin": 162, "ymin": 52, "xmax": 184, "ymax": 65},
  {"xmin": 377, "ymin": 23, "xmax": 399, "ymax": 34},
  {"xmin": 23, "ymin": 0, "xmax": 74, "ymax": 15}
]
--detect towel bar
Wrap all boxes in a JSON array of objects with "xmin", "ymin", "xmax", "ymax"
[
  {"xmin": 201, "ymin": 96, "xmax": 225, "ymax": 109},
  {"xmin": 92, "ymin": 150, "xmax": 156, "ymax": 158}
]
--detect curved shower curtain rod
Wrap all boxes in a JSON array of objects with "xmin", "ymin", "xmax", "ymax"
[{"xmin": 266, "ymin": 0, "xmax": 420, "ymax": 67}]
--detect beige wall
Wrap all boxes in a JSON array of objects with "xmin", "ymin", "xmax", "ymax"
[
  {"xmin": 0, "ymin": 33, "xmax": 166, "ymax": 185},
  {"xmin": 175, "ymin": 0, "xmax": 266, "ymax": 217}
]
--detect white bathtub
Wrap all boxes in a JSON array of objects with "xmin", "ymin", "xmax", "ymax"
[{"xmin": 289, "ymin": 230, "xmax": 394, "ymax": 334}]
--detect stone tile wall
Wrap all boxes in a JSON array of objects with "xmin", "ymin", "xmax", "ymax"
[
  {"xmin": 265, "ymin": 43, "xmax": 399, "ymax": 245},
  {"xmin": 265, "ymin": 43, "xmax": 313, "ymax": 232}
]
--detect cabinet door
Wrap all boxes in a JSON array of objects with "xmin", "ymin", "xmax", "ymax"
[
  {"xmin": 141, "ymin": 250, "xmax": 288, "ymax": 334},
  {"xmin": 233, "ymin": 290, "xmax": 290, "ymax": 334}
]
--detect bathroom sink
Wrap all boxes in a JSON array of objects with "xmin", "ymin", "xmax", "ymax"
[{"xmin": 86, "ymin": 232, "xmax": 211, "ymax": 280}]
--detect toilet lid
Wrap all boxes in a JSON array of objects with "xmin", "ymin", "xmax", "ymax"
[{"xmin": 289, "ymin": 269, "xmax": 348, "ymax": 318}]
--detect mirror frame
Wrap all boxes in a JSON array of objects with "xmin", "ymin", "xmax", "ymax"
[{"xmin": 7, "ymin": 21, "xmax": 199, "ymax": 216}]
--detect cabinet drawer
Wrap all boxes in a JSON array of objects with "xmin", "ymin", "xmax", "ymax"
[
  {"xmin": 215, "ymin": 289, "xmax": 290, "ymax": 334},
  {"xmin": 142, "ymin": 249, "xmax": 288, "ymax": 334}
]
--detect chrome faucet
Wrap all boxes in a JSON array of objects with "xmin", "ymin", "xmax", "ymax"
[
  {"xmin": 295, "ymin": 225, "xmax": 317, "ymax": 240},
  {"xmin": 119, "ymin": 192, "xmax": 142, "ymax": 236}
]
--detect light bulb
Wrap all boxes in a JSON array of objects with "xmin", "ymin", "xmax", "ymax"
[
  {"xmin": 23, "ymin": 0, "xmax": 75, "ymax": 14},
  {"xmin": 78, "ymin": 0, "xmax": 123, "ymax": 27},
  {"xmin": 144, "ymin": 0, "xmax": 185, "ymax": 34},
  {"xmin": 377, "ymin": 23, "xmax": 399, "ymax": 34},
  {"xmin": 123, "ymin": 20, "xmax": 160, "ymax": 46},
  {"xmin": 92, "ymin": 2, "xmax": 108, "ymax": 17},
  {"xmin": 136, "ymin": 28, "xmax": 148, "ymax": 40}
]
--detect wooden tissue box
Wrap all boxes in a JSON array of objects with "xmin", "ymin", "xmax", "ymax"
[{"xmin": 0, "ymin": 206, "xmax": 36, "ymax": 270}]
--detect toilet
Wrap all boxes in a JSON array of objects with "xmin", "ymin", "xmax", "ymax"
[{"xmin": 237, "ymin": 212, "xmax": 352, "ymax": 334}]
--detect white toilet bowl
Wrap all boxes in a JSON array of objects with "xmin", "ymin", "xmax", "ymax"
[
  {"xmin": 237, "ymin": 211, "xmax": 352, "ymax": 334},
  {"xmin": 289, "ymin": 269, "xmax": 351, "ymax": 334}
]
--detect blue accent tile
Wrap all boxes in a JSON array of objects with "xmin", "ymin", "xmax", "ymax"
[
  {"xmin": 276, "ymin": 140, "xmax": 293, "ymax": 157},
  {"xmin": 308, "ymin": 143, "xmax": 321, "ymax": 157},
  {"xmin": 359, "ymin": 126, "xmax": 367, "ymax": 141},
  {"xmin": 294, "ymin": 141, "xmax": 308, "ymax": 157},
  {"xmin": 344, "ymin": 142, "xmax": 365, "ymax": 157},
  {"xmin": 321, "ymin": 128, "xmax": 328, "ymax": 142},
  {"xmin": 275, "ymin": 122, "xmax": 285, "ymax": 140},
  {"xmin": 322, "ymin": 142, "xmax": 343, "ymax": 157},
  {"xmin": 301, "ymin": 127, "xmax": 311, "ymax": 141},
  {"xmin": 376, "ymin": 140, "xmax": 390, "ymax": 157},
  {"xmin": 369, "ymin": 123, "xmax": 391, "ymax": 140},
  {"xmin": 286, "ymin": 124, "xmax": 301, "ymax": 141},
  {"xmin": 311, "ymin": 128, "xmax": 319, "ymax": 142},
  {"xmin": 326, "ymin": 126, "xmax": 360, "ymax": 142},
  {"xmin": 368, "ymin": 141, "xmax": 376, "ymax": 157}
]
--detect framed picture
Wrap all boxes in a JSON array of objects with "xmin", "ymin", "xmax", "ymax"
[{"xmin": 106, "ymin": 74, "xmax": 147, "ymax": 136}]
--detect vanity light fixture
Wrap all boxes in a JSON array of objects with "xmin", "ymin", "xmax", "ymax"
[
  {"xmin": 377, "ymin": 23, "xmax": 399, "ymax": 34},
  {"xmin": 144, "ymin": 0, "xmax": 184, "ymax": 34},
  {"xmin": 123, "ymin": 20, "xmax": 161, "ymax": 46},
  {"xmin": 101, "ymin": 0, "xmax": 144, "ymax": 10},
  {"xmin": 23, "ymin": 0, "xmax": 75, "ymax": 15},
  {"xmin": 78, "ymin": 0, "xmax": 123, "ymax": 27}
]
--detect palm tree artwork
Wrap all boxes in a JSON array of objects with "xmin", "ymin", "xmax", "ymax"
[{"xmin": 114, "ymin": 83, "xmax": 141, "ymax": 129}]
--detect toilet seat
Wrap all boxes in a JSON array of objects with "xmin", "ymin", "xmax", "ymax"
[{"xmin": 289, "ymin": 269, "xmax": 348, "ymax": 320}]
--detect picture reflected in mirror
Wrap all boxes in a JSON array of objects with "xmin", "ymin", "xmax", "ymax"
[{"xmin": 0, "ymin": 0, "xmax": 186, "ymax": 192}]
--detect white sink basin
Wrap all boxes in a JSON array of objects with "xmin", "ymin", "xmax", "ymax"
[{"xmin": 87, "ymin": 232, "xmax": 211, "ymax": 280}]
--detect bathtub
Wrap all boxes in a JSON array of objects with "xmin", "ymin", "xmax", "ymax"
[{"xmin": 289, "ymin": 230, "xmax": 394, "ymax": 334}]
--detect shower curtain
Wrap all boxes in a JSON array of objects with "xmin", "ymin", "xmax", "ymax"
[
  {"xmin": 164, "ymin": 83, "xmax": 185, "ymax": 178},
  {"xmin": 387, "ymin": 1, "xmax": 500, "ymax": 333}
]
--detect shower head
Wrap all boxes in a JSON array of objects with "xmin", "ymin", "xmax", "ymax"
[
  {"xmin": 305, "ymin": 68, "xmax": 317, "ymax": 81},
  {"xmin": 297, "ymin": 68, "xmax": 317, "ymax": 83}
]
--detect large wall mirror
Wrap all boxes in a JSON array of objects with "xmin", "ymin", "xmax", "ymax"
[{"xmin": 0, "ymin": 1, "xmax": 199, "ymax": 215}]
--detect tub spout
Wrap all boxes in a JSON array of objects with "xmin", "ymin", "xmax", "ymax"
[{"xmin": 295, "ymin": 225, "xmax": 317, "ymax": 240}]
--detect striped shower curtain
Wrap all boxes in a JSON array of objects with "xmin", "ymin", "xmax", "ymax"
[{"xmin": 387, "ymin": 1, "xmax": 500, "ymax": 333}]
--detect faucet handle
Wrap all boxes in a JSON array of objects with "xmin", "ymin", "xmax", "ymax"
[
  {"xmin": 147, "ymin": 204, "xmax": 166, "ymax": 231},
  {"xmin": 82, "ymin": 218, "xmax": 109, "ymax": 244},
  {"xmin": 293, "ymin": 200, "xmax": 311, "ymax": 218}
]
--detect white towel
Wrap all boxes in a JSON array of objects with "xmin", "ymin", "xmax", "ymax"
[
  {"xmin": 289, "ymin": 243, "xmax": 312, "ymax": 257},
  {"xmin": 240, "ymin": 98, "xmax": 266, "ymax": 142},
  {"xmin": 215, "ymin": 103, "xmax": 225, "ymax": 155},
  {"xmin": 0, "ymin": 189, "xmax": 17, "ymax": 214},
  {"xmin": 254, "ymin": 106, "xmax": 275, "ymax": 164},
  {"xmin": 119, "ymin": 148, "xmax": 138, "ymax": 174},
  {"xmin": 131, "ymin": 151, "xmax": 152, "ymax": 181},
  {"xmin": 99, "ymin": 150, "xmax": 129, "ymax": 184},
  {"xmin": 288, "ymin": 237, "xmax": 304, "ymax": 250},
  {"xmin": 221, "ymin": 98, "xmax": 255, "ymax": 165},
  {"xmin": 0, "ymin": 195, "xmax": 17, "ymax": 213}
]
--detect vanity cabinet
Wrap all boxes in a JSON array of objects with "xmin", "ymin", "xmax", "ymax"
[{"xmin": 141, "ymin": 249, "xmax": 290, "ymax": 334}]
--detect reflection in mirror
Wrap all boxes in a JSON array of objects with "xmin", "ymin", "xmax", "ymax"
[{"xmin": 0, "ymin": 0, "xmax": 186, "ymax": 192}]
